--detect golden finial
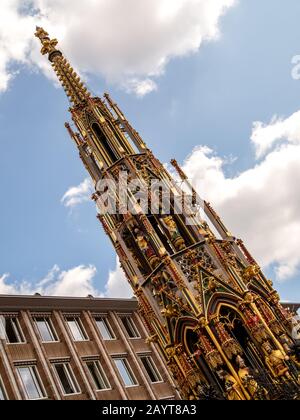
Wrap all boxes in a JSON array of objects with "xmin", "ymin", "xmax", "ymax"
[
  {"xmin": 35, "ymin": 27, "xmax": 91, "ymax": 106},
  {"xmin": 35, "ymin": 26, "xmax": 59, "ymax": 56},
  {"xmin": 35, "ymin": 26, "xmax": 48, "ymax": 40},
  {"xmin": 170, "ymin": 159, "xmax": 188, "ymax": 180}
]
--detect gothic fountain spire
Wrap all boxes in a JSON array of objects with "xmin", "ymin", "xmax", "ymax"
[
  {"xmin": 35, "ymin": 27, "xmax": 300, "ymax": 400},
  {"xmin": 35, "ymin": 27, "xmax": 91, "ymax": 106}
]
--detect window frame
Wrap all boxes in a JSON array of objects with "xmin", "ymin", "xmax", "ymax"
[
  {"xmin": 1, "ymin": 316, "xmax": 26, "ymax": 344},
  {"xmin": 0, "ymin": 375, "xmax": 8, "ymax": 400},
  {"xmin": 119, "ymin": 316, "xmax": 141, "ymax": 339},
  {"xmin": 139, "ymin": 355, "xmax": 163, "ymax": 384},
  {"xmin": 113, "ymin": 357, "xmax": 138, "ymax": 388},
  {"xmin": 85, "ymin": 360, "xmax": 111, "ymax": 392},
  {"xmin": 65, "ymin": 316, "xmax": 89, "ymax": 342},
  {"xmin": 16, "ymin": 365, "xmax": 47, "ymax": 400},
  {"xmin": 52, "ymin": 362, "xmax": 81, "ymax": 397},
  {"xmin": 33, "ymin": 316, "xmax": 59, "ymax": 343},
  {"xmin": 94, "ymin": 317, "xmax": 116, "ymax": 341}
]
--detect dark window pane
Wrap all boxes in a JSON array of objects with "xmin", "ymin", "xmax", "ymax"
[
  {"xmin": 141, "ymin": 357, "xmax": 161, "ymax": 383},
  {"xmin": 55, "ymin": 364, "xmax": 78, "ymax": 395},
  {"xmin": 87, "ymin": 362, "xmax": 110, "ymax": 390},
  {"xmin": 3, "ymin": 318, "xmax": 24, "ymax": 343},
  {"xmin": 120, "ymin": 317, "xmax": 139, "ymax": 338},
  {"xmin": 5, "ymin": 319, "xmax": 17, "ymax": 343}
]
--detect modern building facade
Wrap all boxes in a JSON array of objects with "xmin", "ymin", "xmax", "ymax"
[
  {"xmin": 0, "ymin": 294, "xmax": 178, "ymax": 400},
  {"xmin": 30, "ymin": 27, "xmax": 300, "ymax": 400}
]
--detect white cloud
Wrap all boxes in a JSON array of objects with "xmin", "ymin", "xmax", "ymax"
[
  {"xmin": 124, "ymin": 78, "xmax": 158, "ymax": 98},
  {"xmin": 61, "ymin": 178, "xmax": 94, "ymax": 208},
  {"xmin": 0, "ymin": 261, "xmax": 133, "ymax": 299},
  {"xmin": 183, "ymin": 112, "xmax": 300, "ymax": 282},
  {"xmin": 38, "ymin": 265, "xmax": 99, "ymax": 297},
  {"xmin": 105, "ymin": 258, "xmax": 133, "ymax": 299},
  {"xmin": 0, "ymin": 265, "xmax": 100, "ymax": 297},
  {"xmin": 0, "ymin": 273, "xmax": 21, "ymax": 294},
  {"xmin": 251, "ymin": 111, "xmax": 300, "ymax": 158},
  {"xmin": 0, "ymin": 0, "xmax": 236, "ymax": 95},
  {"xmin": 0, "ymin": 0, "xmax": 36, "ymax": 92}
]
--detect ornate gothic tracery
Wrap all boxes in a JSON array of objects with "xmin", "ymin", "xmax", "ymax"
[{"xmin": 36, "ymin": 28, "xmax": 300, "ymax": 400}]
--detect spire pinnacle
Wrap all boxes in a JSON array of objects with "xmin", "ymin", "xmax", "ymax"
[
  {"xmin": 35, "ymin": 27, "xmax": 91, "ymax": 106},
  {"xmin": 35, "ymin": 27, "xmax": 58, "ymax": 56}
]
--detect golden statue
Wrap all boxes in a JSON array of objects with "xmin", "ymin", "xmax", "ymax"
[
  {"xmin": 218, "ymin": 370, "xmax": 245, "ymax": 400},
  {"xmin": 225, "ymin": 374, "xmax": 245, "ymax": 400},
  {"xmin": 264, "ymin": 342, "xmax": 291, "ymax": 379},
  {"xmin": 161, "ymin": 216, "xmax": 186, "ymax": 251},
  {"xmin": 243, "ymin": 265, "xmax": 260, "ymax": 283},
  {"xmin": 236, "ymin": 356, "xmax": 269, "ymax": 400}
]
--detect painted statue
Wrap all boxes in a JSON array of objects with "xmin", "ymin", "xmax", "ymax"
[
  {"xmin": 218, "ymin": 370, "xmax": 244, "ymax": 400},
  {"xmin": 263, "ymin": 342, "xmax": 291, "ymax": 379},
  {"xmin": 236, "ymin": 356, "xmax": 269, "ymax": 400},
  {"xmin": 134, "ymin": 228, "xmax": 160, "ymax": 269},
  {"xmin": 161, "ymin": 216, "xmax": 186, "ymax": 251}
]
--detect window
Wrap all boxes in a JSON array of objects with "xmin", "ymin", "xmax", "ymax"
[
  {"xmin": 114, "ymin": 358, "xmax": 137, "ymax": 387},
  {"xmin": 0, "ymin": 377, "xmax": 7, "ymax": 400},
  {"xmin": 86, "ymin": 361, "xmax": 110, "ymax": 391},
  {"xmin": 17, "ymin": 366, "xmax": 46, "ymax": 400},
  {"xmin": 34, "ymin": 317, "xmax": 58, "ymax": 343},
  {"xmin": 120, "ymin": 316, "xmax": 140, "ymax": 339},
  {"xmin": 0, "ymin": 316, "xmax": 25, "ymax": 343},
  {"xmin": 65, "ymin": 317, "xmax": 88, "ymax": 341},
  {"xmin": 140, "ymin": 356, "xmax": 162, "ymax": 383},
  {"xmin": 95, "ymin": 317, "xmax": 115, "ymax": 340},
  {"xmin": 53, "ymin": 363, "xmax": 80, "ymax": 396}
]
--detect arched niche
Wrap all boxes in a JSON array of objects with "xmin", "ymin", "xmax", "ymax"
[
  {"xmin": 92, "ymin": 122, "xmax": 117, "ymax": 165},
  {"xmin": 206, "ymin": 292, "xmax": 242, "ymax": 318},
  {"xmin": 215, "ymin": 302, "xmax": 269, "ymax": 375},
  {"xmin": 120, "ymin": 226, "xmax": 152, "ymax": 276},
  {"xmin": 174, "ymin": 317, "xmax": 225, "ymax": 398}
]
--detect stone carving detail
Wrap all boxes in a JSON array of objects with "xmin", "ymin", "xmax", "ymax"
[
  {"xmin": 175, "ymin": 246, "xmax": 216, "ymax": 283},
  {"xmin": 132, "ymin": 154, "xmax": 160, "ymax": 186}
]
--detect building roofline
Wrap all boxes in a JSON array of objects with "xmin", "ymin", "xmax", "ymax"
[
  {"xmin": 0, "ymin": 294, "xmax": 298, "ymax": 314},
  {"xmin": 282, "ymin": 302, "xmax": 300, "ymax": 313},
  {"xmin": 0, "ymin": 294, "xmax": 138, "ymax": 312}
]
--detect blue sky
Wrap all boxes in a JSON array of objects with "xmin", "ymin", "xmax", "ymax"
[{"xmin": 0, "ymin": 0, "xmax": 300, "ymax": 302}]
